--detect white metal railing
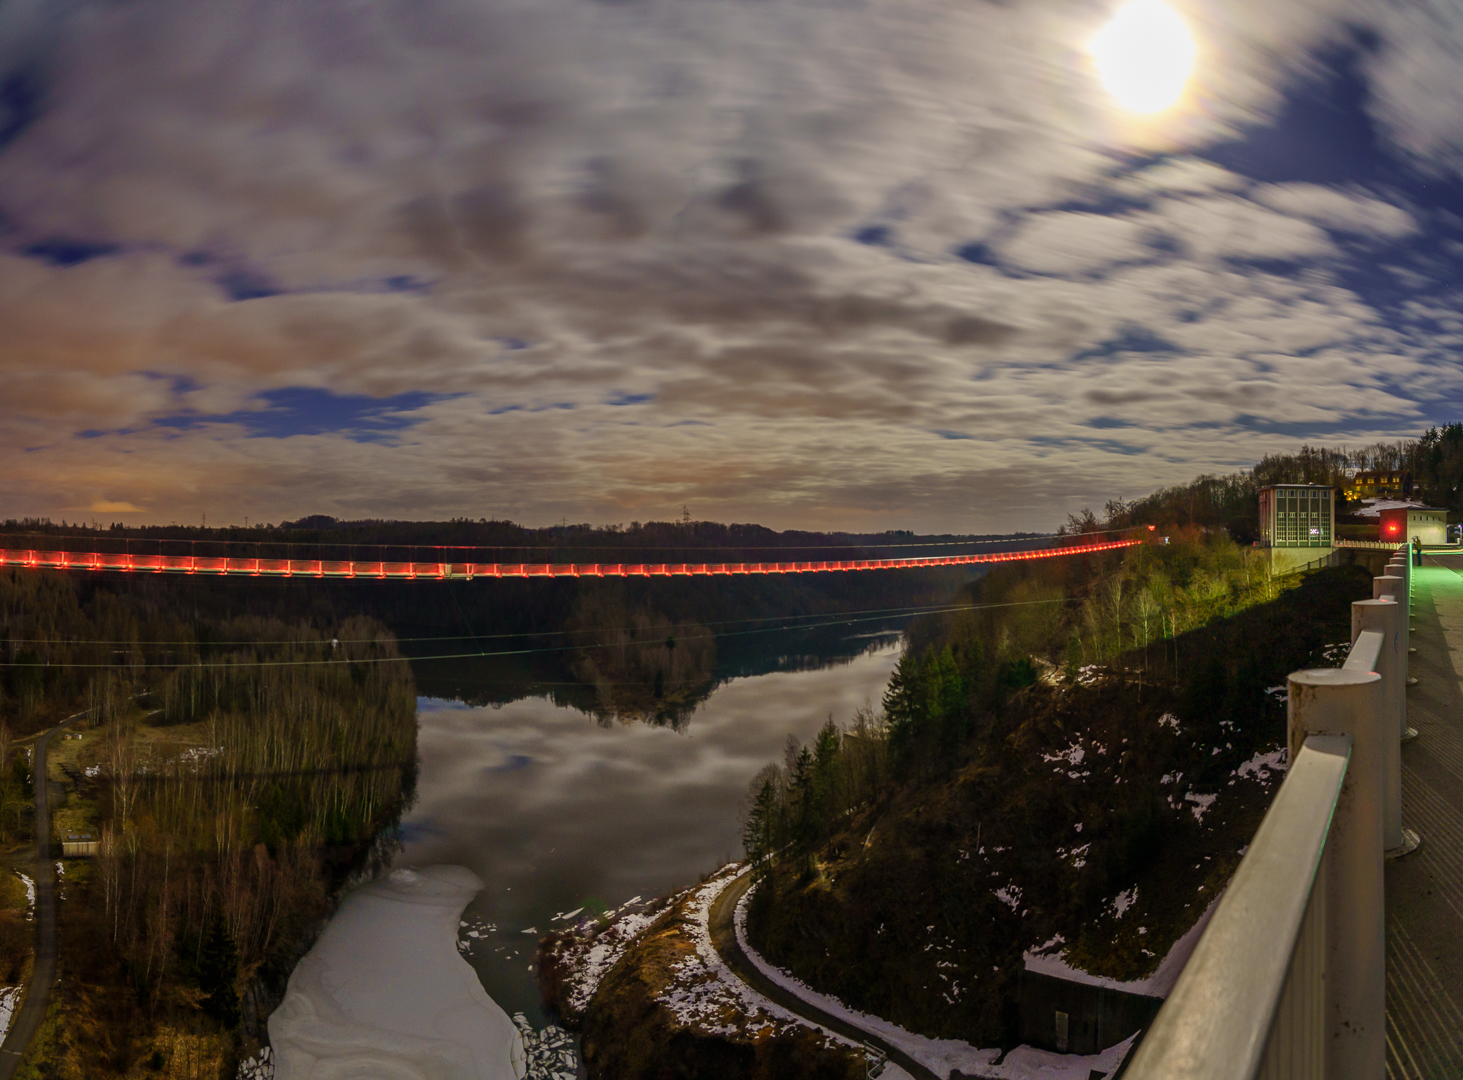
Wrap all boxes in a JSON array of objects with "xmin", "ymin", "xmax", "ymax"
[{"xmin": 1124, "ymin": 546, "xmax": 1413, "ymax": 1080}]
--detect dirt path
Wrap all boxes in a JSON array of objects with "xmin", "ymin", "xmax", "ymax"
[
  {"xmin": 0, "ymin": 715, "xmax": 79, "ymax": 1079},
  {"xmin": 706, "ymin": 870, "xmax": 941, "ymax": 1080}
]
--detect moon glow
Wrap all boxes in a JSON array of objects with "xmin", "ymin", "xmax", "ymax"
[{"xmin": 1089, "ymin": 0, "xmax": 1196, "ymax": 115}]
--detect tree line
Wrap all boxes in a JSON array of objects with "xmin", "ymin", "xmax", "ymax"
[{"xmin": 1069, "ymin": 431, "xmax": 1463, "ymax": 543}]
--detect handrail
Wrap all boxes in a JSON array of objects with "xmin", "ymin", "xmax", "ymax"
[
  {"xmin": 1125, "ymin": 581, "xmax": 1397, "ymax": 1080},
  {"xmin": 1123, "ymin": 736, "xmax": 1349, "ymax": 1080}
]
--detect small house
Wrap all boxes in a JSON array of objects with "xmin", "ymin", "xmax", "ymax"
[
  {"xmin": 1378, "ymin": 506, "xmax": 1447, "ymax": 547},
  {"xmin": 61, "ymin": 833, "xmax": 97, "ymax": 857},
  {"xmin": 1349, "ymin": 471, "xmax": 1411, "ymax": 499}
]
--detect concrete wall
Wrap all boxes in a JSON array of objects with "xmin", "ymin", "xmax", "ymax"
[
  {"xmin": 1267, "ymin": 546, "xmax": 1336, "ymax": 576},
  {"xmin": 1018, "ymin": 970, "xmax": 1164, "ymax": 1056}
]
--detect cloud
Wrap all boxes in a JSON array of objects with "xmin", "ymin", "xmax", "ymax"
[
  {"xmin": 999, "ymin": 212, "xmax": 1155, "ymax": 276},
  {"xmin": 1251, "ymin": 184, "xmax": 1417, "ymax": 238},
  {"xmin": 89, "ymin": 500, "xmax": 143, "ymax": 513},
  {"xmin": 0, "ymin": 0, "xmax": 1461, "ymax": 531}
]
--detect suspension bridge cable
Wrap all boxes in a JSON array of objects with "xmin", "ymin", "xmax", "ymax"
[{"xmin": 0, "ymin": 597, "xmax": 1073, "ymax": 668}]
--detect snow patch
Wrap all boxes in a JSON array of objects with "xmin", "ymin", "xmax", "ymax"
[
  {"xmin": 552, "ymin": 894, "xmax": 670, "ymax": 1015},
  {"xmin": 735, "ymin": 884, "xmax": 998, "ymax": 1078},
  {"xmin": 1023, "ymin": 894, "xmax": 1223, "ymax": 998},
  {"xmin": 656, "ymin": 864, "xmax": 846, "ymax": 1042},
  {"xmin": 1352, "ymin": 499, "xmax": 1426, "ymax": 519},
  {"xmin": 0, "ymin": 985, "xmax": 21, "ymax": 1046},
  {"xmin": 16, "ymin": 872, "xmax": 34, "ymax": 921},
  {"xmin": 1234, "ymin": 747, "xmax": 1287, "ymax": 783},
  {"xmin": 1111, "ymin": 888, "xmax": 1137, "ymax": 919},
  {"xmin": 1041, "ymin": 742, "xmax": 1085, "ymax": 767},
  {"xmin": 1157, "ymin": 713, "xmax": 1180, "ymax": 730},
  {"xmin": 1184, "ymin": 792, "xmax": 1217, "ymax": 822}
]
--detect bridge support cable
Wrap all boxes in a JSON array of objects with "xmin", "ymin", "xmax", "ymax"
[
  {"xmin": 0, "ymin": 538, "xmax": 1142, "ymax": 581},
  {"xmin": 1124, "ymin": 575, "xmax": 1412, "ymax": 1080}
]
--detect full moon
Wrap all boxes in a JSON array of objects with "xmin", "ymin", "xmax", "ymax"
[{"xmin": 1089, "ymin": 0, "xmax": 1196, "ymax": 114}]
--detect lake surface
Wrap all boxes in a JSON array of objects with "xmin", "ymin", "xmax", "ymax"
[{"xmin": 392, "ymin": 633, "xmax": 904, "ymax": 1024}]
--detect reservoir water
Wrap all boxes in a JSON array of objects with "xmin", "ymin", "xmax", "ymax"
[{"xmin": 393, "ymin": 631, "xmax": 904, "ymax": 1025}]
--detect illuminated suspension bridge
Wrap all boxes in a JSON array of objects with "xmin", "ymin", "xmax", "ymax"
[{"xmin": 0, "ymin": 533, "xmax": 1146, "ymax": 581}]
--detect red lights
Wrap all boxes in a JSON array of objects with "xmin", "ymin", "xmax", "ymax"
[{"xmin": 0, "ymin": 539, "xmax": 1142, "ymax": 582}]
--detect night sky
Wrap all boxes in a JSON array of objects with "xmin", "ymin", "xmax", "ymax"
[{"xmin": 3, "ymin": 0, "xmax": 1462, "ymax": 532}]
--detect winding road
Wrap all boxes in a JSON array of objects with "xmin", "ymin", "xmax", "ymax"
[
  {"xmin": 0, "ymin": 715, "xmax": 78, "ymax": 1079},
  {"xmin": 706, "ymin": 870, "xmax": 940, "ymax": 1080}
]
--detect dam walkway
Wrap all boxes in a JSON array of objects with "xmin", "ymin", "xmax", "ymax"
[{"xmin": 1386, "ymin": 555, "xmax": 1463, "ymax": 1078}]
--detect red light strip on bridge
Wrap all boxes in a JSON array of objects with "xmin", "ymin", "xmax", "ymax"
[{"xmin": 0, "ymin": 539, "xmax": 1140, "ymax": 581}]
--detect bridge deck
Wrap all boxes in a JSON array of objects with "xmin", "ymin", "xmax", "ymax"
[{"xmin": 1385, "ymin": 556, "xmax": 1463, "ymax": 1079}]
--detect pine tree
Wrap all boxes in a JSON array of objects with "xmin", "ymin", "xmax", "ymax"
[{"xmin": 197, "ymin": 914, "xmax": 241, "ymax": 1028}]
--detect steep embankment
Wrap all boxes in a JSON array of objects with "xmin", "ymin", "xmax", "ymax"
[
  {"xmin": 744, "ymin": 563, "xmax": 1372, "ymax": 1047},
  {"xmin": 540, "ymin": 865, "xmax": 866, "ymax": 1080}
]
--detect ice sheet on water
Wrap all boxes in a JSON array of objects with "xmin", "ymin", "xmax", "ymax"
[
  {"xmin": 512, "ymin": 1012, "xmax": 580, "ymax": 1080},
  {"xmin": 268, "ymin": 865, "xmax": 527, "ymax": 1079}
]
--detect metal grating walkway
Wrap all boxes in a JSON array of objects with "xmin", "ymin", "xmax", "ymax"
[{"xmin": 1385, "ymin": 557, "xmax": 1463, "ymax": 1079}]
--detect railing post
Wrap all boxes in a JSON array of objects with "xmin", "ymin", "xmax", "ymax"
[
  {"xmin": 1287, "ymin": 668, "xmax": 1385, "ymax": 1080},
  {"xmin": 1349, "ymin": 598, "xmax": 1416, "ymax": 857},
  {"xmin": 1387, "ymin": 552, "xmax": 1411, "ymax": 629},
  {"xmin": 1375, "ymin": 570, "xmax": 1420, "ymax": 712}
]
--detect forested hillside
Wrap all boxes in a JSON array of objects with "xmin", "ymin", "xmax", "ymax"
[
  {"xmin": 0, "ymin": 569, "xmax": 416, "ymax": 1076},
  {"xmin": 739, "ymin": 534, "xmax": 1373, "ymax": 1047}
]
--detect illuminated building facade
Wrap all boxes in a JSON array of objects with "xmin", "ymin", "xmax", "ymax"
[
  {"xmin": 1259, "ymin": 485, "xmax": 1334, "ymax": 548},
  {"xmin": 1349, "ymin": 471, "xmax": 1411, "ymax": 500}
]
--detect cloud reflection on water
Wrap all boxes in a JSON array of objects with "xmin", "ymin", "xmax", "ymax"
[{"xmin": 395, "ymin": 639, "xmax": 901, "ymax": 1020}]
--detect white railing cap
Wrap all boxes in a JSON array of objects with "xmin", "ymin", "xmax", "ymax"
[{"xmin": 1122, "ymin": 736, "xmax": 1350, "ymax": 1080}]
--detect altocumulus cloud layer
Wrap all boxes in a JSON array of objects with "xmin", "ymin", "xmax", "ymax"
[{"xmin": 4, "ymin": 0, "xmax": 1463, "ymax": 530}]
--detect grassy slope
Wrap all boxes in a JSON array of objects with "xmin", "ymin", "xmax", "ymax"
[{"xmin": 746, "ymin": 565, "xmax": 1371, "ymax": 1046}]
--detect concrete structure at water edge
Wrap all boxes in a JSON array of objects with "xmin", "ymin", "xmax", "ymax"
[
  {"xmin": 1258, "ymin": 484, "xmax": 1335, "ymax": 573},
  {"xmin": 1377, "ymin": 505, "xmax": 1447, "ymax": 548}
]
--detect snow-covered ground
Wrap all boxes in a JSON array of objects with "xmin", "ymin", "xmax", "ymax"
[
  {"xmin": 549, "ymin": 892, "xmax": 677, "ymax": 1016},
  {"xmin": 0, "ymin": 985, "xmax": 22, "ymax": 1045},
  {"xmin": 268, "ymin": 865, "xmax": 528, "ymax": 1080},
  {"xmin": 1022, "ymin": 895, "xmax": 1221, "ymax": 998},
  {"xmin": 1351, "ymin": 499, "xmax": 1426, "ymax": 519},
  {"xmin": 15, "ymin": 872, "xmax": 34, "ymax": 921},
  {"xmin": 657, "ymin": 863, "xmax": 853, "ymax": 1046},
  {"xmin": 734, "ymin": 883, "xmax": 1135, "ymax": 1080}
]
